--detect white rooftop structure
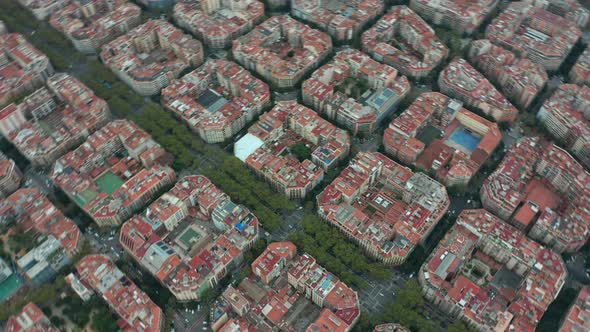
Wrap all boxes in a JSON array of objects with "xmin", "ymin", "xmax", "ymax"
[{"xmin": 234, "ymin": 133, "xmax": 264, "ymax": 162}]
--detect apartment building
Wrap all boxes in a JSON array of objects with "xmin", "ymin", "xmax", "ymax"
[
  {"xmin": 362, "ymin": 5, "xmax": 448, "ymax": 79},
  {"xmin": 100, "ymin": 20, "xmax": 204, "ymax": 95},
  {"xmin": 161, "ymin": 60, "xmax": 270, "ymax": 144},
  {"xmin": 302, "ymin": 49, "xmax": 410, "ymax": 136},
  {"xmin": 50, "ymin": 0, "xmax": 141, "ymax": 53}
]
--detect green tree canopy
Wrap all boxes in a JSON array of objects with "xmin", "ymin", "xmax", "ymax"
[
  {"xmin": 290, "ymin": 142, "xmax": 312, "ymax": 162},
  {"xmin": 91, "ymin": 307, "xmax": 119, "ymax": 332}
]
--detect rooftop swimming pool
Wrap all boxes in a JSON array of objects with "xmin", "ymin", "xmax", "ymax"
[{"xmin": 447, "ymin": 127, "xmax": 481, "ymax": 153}]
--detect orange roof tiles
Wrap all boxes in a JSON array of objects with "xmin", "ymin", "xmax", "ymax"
[
  {"xmin": 100, "ymin": 20, "xmax": 203, "ymax": 96},
  {"xmin": 52, "ymin": 119, "xmax": 173, "ymax": 226},
  {"xmin": 409, "ymin": 0, "xmax": 498, "ymax": 34},
  {"xmin": 0, "ymin": 32, "xmax": 51, "ymax": 108},
  {"xmin": 537, "ymin": 84, "xmax": 590, "ymax": 169},
  {"xmin": 174, "ymin": 0, "xmax": 264, "ymax": 48},
  {"xmin": 251, "ymin": 241, "xmax": 296, "ymax": 284},
  {"xmin": 302, "ymin": 49, "xmax": 410, "ymax": 136},
  {"xmin": 292, "ymin": 0, "xmax": 383, "ymax": 42},
  {"xmin": 2, "ymin": 188, "xmax": 80, "ymax": 255},
  {"xmin": 161, "ymin": 60, "xmax": 270, "ymax": 144},
  {"xmin": 469, "ymin": 39, "xmax": 547, "ymax": 109},
  {"xmin": 233, "ymin": 15, "xmax": 332, "ymax": 89},
  {"xmin": 486, "ymin": 2, "xmax": 581, "ymax": 71},
  {"xmin": 6, "ymin": 303, "xmax": 58, "ymax": 332},
  {"xmin": 50, "ymin": 1, "xmax": 141, "ymax": 53},
  {"xmin": 318, "ymin": 152, "xmax": 449, "ymax": 265},
  {"xmin": 439, "ymin": 58, "xmax": 517, "ymax": 123},
  {"xmin": 481, "ymin": 136, "xmax": 590, "ymax": 252},
  {"xmin": 362, "ymin": 5, "xmax": 448, "ymax": 78},
  {"xmin": 306, "ymin": 309, "xmax": 350, "ymax": 332},
  {"xmin": 239, "ymin": 101, "xmax": 349, "ymax": 198},
  {"xmin": 1, "ymin": 73, "xmax": 110, "ymax": 167},
  {"xmin": 75, "ymin": 255, "xmax": 164, "ymax": 332},
  {"xmin": 385, "ymin": 92, "xmax": 501, "ymax": 187},
  {"xmin": 119, "ymin": 175, "xmax": 259, "ymax": 301},
  {"xmin": 421, "ymin": 209, "xmax": 567, "ymax": 331},
  {"xmin": 559, "ymin": 287, "xmax": 590, "ymax": 332}
]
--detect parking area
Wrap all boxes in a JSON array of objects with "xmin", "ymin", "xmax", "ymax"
[{"xmin": 174, "ymin": 306, "xmax": 209, "ymax": 332}]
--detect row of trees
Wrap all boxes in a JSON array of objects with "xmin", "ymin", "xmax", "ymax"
[
  {"xmin": 217, "ymin": 157, "xmax": 295, "ymax": 211},
  {"xmin": 127, "ymin": 101, "xmax": 300, "ymax": 229},
  {"xmin": 289, "ymin": 213, "xmax": 392, "ymax": 289},
  {"xmin": 116, "ymin": 257, "xmax": 177, "ymax": 331},
  {"xmin": 0, "ymin": 1, "xmax": 297, "ymax": 233},
  {"xmin": 353, "ymin": 280, "xmax": 470, "ymax": 332},
  {"xmin": 54, "ymin": 295, "xmax": 118, "ymax": 331},
  {"xmin": 536, "ymin": 287, "xmax": 578, "ymax": 332},
  {"xmin": 203, "ymin": 164, "xmax": 287, "ymax": 232},
  {"xmin": 6, "ymin": 226, "xmax": 36, "ymax": 256},
  {"xmin": 198, "ymin": 238, "xmax": 268, "ymax": 307},
  {"xmin": 0, "ymin": 4, "xmax": 471, "ymax": 332},
  {"xmin": 163, "ymin": 238, "xmax": 268, "ymax": 330},
  {"xmin": 0, "ymin": 236, "xmax": 116, "ymax": 327},
  {"xmin": 0, "ymin": 266, "xmax": 120, "ymax": 331},
  {"xmin": 399, "ymin": 215, "xmax": 456, "ymax": 274},
  {"xmin": 0, "ymin": 273, "xmax": 66, "ymax": 321},
  {"xmin": 0, "ymin": 7, "xmax": 301, "ymax": 331},
  {"xmin": 0, "ymin": 138, "xmax": 29, "ymax": 171}
]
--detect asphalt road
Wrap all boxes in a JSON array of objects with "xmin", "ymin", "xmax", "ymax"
[
  {"xmin": 565, "ymin": 253, "xmax": 590, "ymax": 285},
  {"xmin": 85, "ymin": 225, "xmax": 125, "ymax": 261},
  {"xmin": 22, "ymin": 167, "xmax": 52, "ymax": 195},
  {"xmin": 9, "ymin": 5, "xmax": 584, "ymax": 331},
  {"xmin": 260, "ymin": 132, "xmax": 467, "ymax": 326},
  {"xmin": 174, "ymin": 306, "xmax": 209, "ymax": 332},
  {"xmin": 254, "ymin": 85, "xmax": 498, "ymax": 324}
]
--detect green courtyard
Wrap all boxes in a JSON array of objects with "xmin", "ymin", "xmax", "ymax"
[{"xmin": 96, "ymin": 171, "xmax": 125, "ymax": 194}]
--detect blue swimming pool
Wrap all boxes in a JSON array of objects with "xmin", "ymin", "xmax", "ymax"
[{"xmin": 448, "ymin": 128, "xmax": 481, "ymax": 153}]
